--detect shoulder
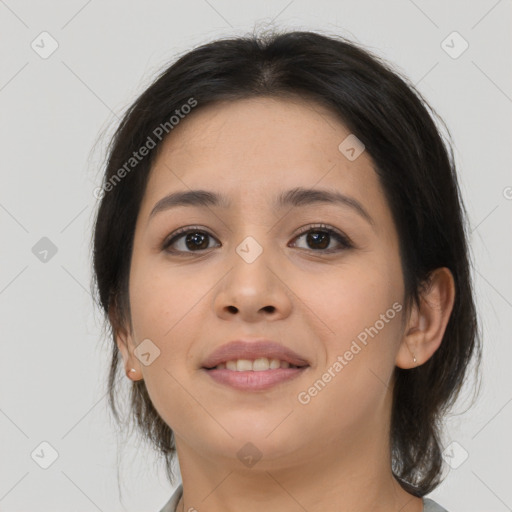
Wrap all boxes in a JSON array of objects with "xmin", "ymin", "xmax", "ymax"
[
  {"xmin": 158, "ymin": 483, "xmax": 183, "ymax": 512},
  {"xmin": 423, "ymin": 497, "xmax": 450, "ymax": 512}
]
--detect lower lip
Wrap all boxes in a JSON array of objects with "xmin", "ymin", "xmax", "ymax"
[{"xmin": 203, "ymin": 367, "xmax": 308, "ymax": 391}]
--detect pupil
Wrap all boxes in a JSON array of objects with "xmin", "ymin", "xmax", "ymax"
[
  {"xmin": 308, "ymin": 231, "xmax": 328, "ymax": 249},
  {"xmin": 186, "ymin": 232, "xmax": 208, "ymax": 250}
]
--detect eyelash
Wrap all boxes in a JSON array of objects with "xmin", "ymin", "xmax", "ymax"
[{"xmin": 161, "ymin": 223, "xmax": 353, "ymax": 256}]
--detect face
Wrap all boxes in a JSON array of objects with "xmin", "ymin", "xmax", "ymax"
[{"xmin": 118, "ymin": 97, "xmax": 408, "ymax": 469}]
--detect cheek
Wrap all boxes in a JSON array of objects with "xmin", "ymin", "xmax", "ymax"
[
  {"xmin": 303, "ymin": 260, "xmax": 402, "ymax": 345},
  {"xmin": 129, "ymin": 257, "xmax": 201, "ymax": 341},
  {"xmin": 298, "ymin": 256, "xmax": 404, "ymax": 419},
  {"xmin": 293, "ymin": 265, "xmax": 403, "ymax": 435},
  {"xmin": 128, "ymin": 262, "xmax": 206, "ymax": 431},
  {"xmin": 127, "ymin": 262, "xmax": 206, "ymax": 423}
]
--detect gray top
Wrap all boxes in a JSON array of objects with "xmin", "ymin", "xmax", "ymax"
[{"xmin": 159, "ymin": 484, "xmax": 449, "ymax": 512}]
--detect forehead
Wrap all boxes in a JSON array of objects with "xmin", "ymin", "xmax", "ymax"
[{"xmin": 140, "ymin": 96, "xmax": 385, "ymax": 219}]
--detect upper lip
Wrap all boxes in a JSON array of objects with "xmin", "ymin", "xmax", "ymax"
[{"xmin": 201, "ymin": 340, "xmax": 310, "ymax": 369}]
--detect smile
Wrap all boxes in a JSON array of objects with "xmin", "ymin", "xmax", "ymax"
[
  {"xmin": 203, "ymin": 358, "xmax": 309, "ymax": 391},
  {"xmin": 209, "ymin": 358, "xmax": 303, "ymax": 371}
]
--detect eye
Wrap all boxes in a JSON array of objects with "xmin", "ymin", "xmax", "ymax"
[
  {"xmin": 162, "ymin": 223, "xmax": 353, "ymax": 256},
  {"xmin": 289, "ymin": 224, "xmax": 353, "ymax": 253},
  {"xmin": 162, "ymin": 226, "xmax": 220, "ymax": 254}
]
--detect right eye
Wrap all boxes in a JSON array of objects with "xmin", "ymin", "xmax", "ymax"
[{"xmin": 162, "ymin": 226, "xmax": 221, "ymax": 255}]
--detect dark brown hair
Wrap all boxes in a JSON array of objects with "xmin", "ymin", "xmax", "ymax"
[{"xmin": 90, "ymin": 28, "xmax": 481, "ymax": 495}]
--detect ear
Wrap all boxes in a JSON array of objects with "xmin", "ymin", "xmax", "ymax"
[
  {"xmin": 395, "ymin": 267, "xmax": 456, "ymax": 369},
  {"xmin": 109, "ymin": 304, "xmax": 142, "ymax": 380}
]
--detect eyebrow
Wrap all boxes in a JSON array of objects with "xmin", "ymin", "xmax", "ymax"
[{"xmin": 148, "ymin": 187, "xmax": 375, "ymax": 228}]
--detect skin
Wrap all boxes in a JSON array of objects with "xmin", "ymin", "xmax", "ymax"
[{"xmin": 115, "ymin": 97, "xmax": 455, "ymax": 512}]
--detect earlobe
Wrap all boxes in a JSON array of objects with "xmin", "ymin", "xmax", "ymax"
[
  {"xmin": 115, "ymin": 328, "xmax": 143, "ymax": 380},
  {"xmin": 109, "ymin": 305, "xmax": 142, "ymax": 380},
  {"xmin": 395, "ymin": 267, "xmax": 456, "ymax": 369}
]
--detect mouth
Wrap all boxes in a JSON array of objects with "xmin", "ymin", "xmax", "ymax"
[
  {"xmin": 203, "ymin": 357, "xmax": 306, "ymax": 371},
  {"xmin": 201, "ymin": 340, "xmax": 310, "ymax": 391}
]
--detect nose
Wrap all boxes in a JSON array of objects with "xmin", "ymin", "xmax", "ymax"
[{"xmin": 213, "ymin": 240, "xmax": 293, "ymax": 323}]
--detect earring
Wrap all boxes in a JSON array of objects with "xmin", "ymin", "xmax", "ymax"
[{"xmin": 129, "ymin": 368, "xmax": 136, "ymax": 373}]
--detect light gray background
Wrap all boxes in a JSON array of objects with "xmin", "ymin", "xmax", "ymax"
[{"xmin": 1, "ymin": 1, "xmax": 511, "ymax": 511}]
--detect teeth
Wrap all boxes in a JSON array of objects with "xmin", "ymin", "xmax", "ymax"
[
  {"xmin": 236, "ymin": 359, "xmax": 253, "ymax": 371},
  {"xmin": 269, "ymin": 358, "xmax": 281, "ymax": 369},
  {"xmin": 213, "ymin": 358, "xmax": 298, "ymax": 371},
  {"xmin": 253, "ymin": 357, "xmax": 270, "ymax": 371}
]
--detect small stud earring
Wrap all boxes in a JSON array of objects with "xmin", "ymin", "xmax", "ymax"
[{"xmin": 129, "ymin": 368, "xmax": 136, "ymax": 373}]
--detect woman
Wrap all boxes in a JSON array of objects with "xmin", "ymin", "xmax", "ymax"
[{"xmin": 91, "ymin": 29, "xmax": 481, "ymax": 512}]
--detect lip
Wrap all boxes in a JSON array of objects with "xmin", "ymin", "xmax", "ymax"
[
  {"xmin": 201, "ymin": 340, "xmax": 310, "ymax": 369},
  {"xmin": 200, "ymin": 339, "xmax": 310, "ymax": 392},
  {"xmin": 204, "ymin": 367, "xmax": 308, "ymax": 391}
]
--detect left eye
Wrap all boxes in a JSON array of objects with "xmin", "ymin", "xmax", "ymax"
[
  {"xmin": 290, "ymin": 225, "xmax": 352, "ymax": 252},
  {"xmin": 162, "ymin": 224, "xmax": 352, "ymax": 255}
]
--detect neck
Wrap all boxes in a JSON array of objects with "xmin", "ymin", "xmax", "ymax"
[{"xmin": 173, "ymin": 429, "xmax": 423, "ymax": 512}]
